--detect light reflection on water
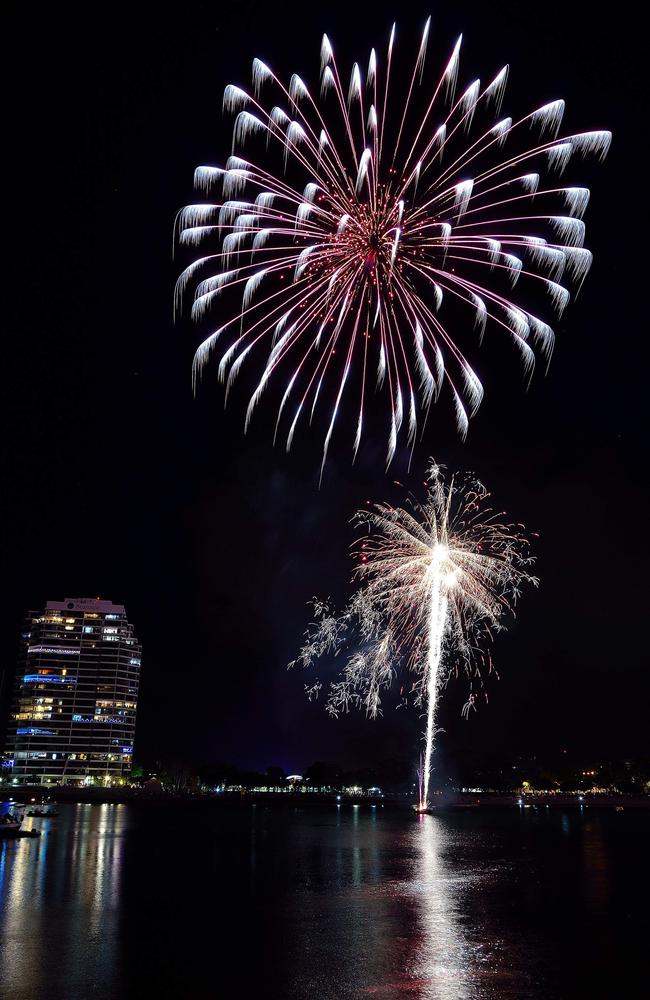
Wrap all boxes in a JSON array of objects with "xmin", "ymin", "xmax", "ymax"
[
  {"xmin": 0, "ymin": 801, "xmax": 647, "ymax": 1000},
  {"xmin": 0, "ymin": 804, "xmax": 126, "ymax": 999},
  {"xmin": 407, "ymin": 815, "xmax": 477, "ymax": 999}
]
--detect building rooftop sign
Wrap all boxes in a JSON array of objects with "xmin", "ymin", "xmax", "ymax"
[{"xmin": 46, "ymin": 598, "xmax": 126, "ymax": 614}]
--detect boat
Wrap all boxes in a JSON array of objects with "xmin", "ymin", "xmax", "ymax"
[
  {"xmin": 1, "ymin": 812, "xmax": 24, "ymax": 836},
  {"xmin": 26, "ymin": 808, "xmax": 59, "ymax": 818},
  {"xmin": 0, "ymin": 812, "xmax": 41, "ymax": 839},
  {"xmin": 412, "ymin": 799, "xmax": 481, "ymax": 815}
]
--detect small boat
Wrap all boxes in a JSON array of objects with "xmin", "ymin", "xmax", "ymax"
[
  {"xmin": 0, "ymin": 812, "xmax": 41, "ymax": 839},
  {"xmin": 0, "ymin": 812, "xmax": 24, "ymax": 837},
  {"xmin": 413, "ymin": 800, "xmax": 481, "ymax": 815},
  {"xmin": 26, "ymin": 809, "xmax": 59, "ymax": 818}
]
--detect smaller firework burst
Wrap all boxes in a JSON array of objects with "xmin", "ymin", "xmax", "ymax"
[{"xmin": 291, "ymin": 461, "xmax": 537, "ymax": 808}]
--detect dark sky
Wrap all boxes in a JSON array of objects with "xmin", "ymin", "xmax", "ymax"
[{"xmin": 3, "ymin": 1, "xmax": 647, "ymax": 774}]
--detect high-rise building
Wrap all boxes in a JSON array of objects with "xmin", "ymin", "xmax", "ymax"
[{"xmin": 2, "ymin": 598, "xmax": 141, "ymax": 786}]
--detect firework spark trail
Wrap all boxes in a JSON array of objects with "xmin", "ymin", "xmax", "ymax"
[
  {"xmin": 177, "ymin": 19, "xmax": 609, "ymax": 468},
  {"xmin": 291, "ymin": 462, "xmax": 537, "ymax": 809}
]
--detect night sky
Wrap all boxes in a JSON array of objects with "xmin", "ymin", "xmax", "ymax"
[{"xmin": 3, "ymin": 1, "xmax": 646, "ymax": 775}]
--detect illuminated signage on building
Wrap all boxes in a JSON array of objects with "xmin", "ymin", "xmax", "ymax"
[
  {"xmin": 23, "ymin": 674, "xmax": 76, "ymax": 684},
  {"xmin": 27, "ymin": 646, "xmax": 80, "ymax": 656}
]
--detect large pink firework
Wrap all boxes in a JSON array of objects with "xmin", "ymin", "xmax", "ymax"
[{"xmin": 176, "ymin": 19, "xmax": 610, "ymax": 468}]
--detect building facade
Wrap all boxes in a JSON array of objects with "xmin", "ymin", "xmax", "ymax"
[{"xmin": 2, "ymin": 598, "xmax": 140, "ymax": 786}]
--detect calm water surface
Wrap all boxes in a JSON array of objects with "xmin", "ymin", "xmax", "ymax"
[{"xmin": 0, "ymin": 801, "xmax": 647, "ymax": 999}]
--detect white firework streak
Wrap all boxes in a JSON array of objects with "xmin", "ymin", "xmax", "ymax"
[
  {"xmin": 177, "ymin": 21, "xmax": 610, "ymax": 466},
  {"xmin": 290, "ymin": 462, "xmax": 537, "ymax": 809}
]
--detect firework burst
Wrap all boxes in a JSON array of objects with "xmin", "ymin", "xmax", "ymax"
[
  {"xmin": 176, "ymin": 20, "xmax": 610, "ymax": 469},
  {"xmin": 291, "ymin": 462, "xmax": 537, "ymax": 809}
]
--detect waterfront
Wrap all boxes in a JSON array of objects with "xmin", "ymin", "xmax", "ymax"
[{"xmin": 1, "ymin": 802, "xmax": 647, "ymax": 999}]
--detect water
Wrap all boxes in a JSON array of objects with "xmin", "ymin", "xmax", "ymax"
[{"xmin": 0, "ymin": 801, "xmax": 647, "ymax": 999}]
